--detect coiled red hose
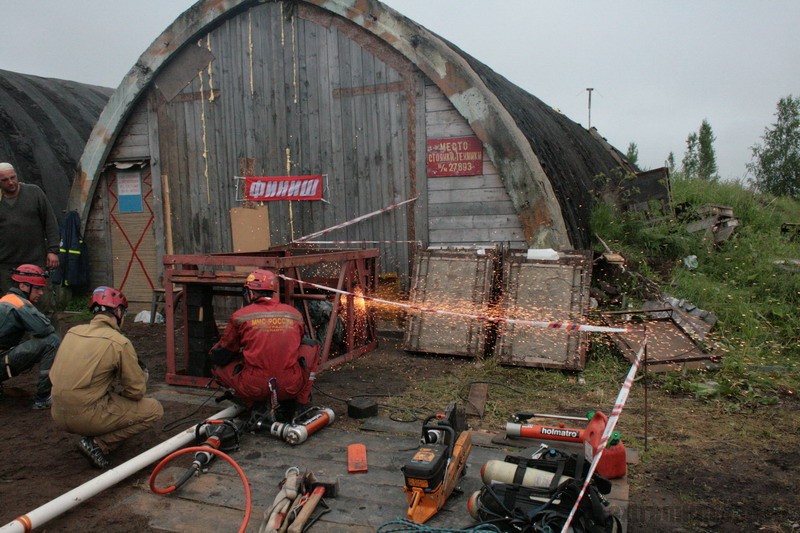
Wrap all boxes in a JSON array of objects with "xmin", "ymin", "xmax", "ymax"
[{"xmin": 149, "ymin": 446, "xmax": 252, "ymax": 533}]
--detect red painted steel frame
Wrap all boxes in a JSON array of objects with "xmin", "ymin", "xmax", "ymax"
[{"xmin": 162, "ymin": 246, "xmax": 379, "ymax": 387}]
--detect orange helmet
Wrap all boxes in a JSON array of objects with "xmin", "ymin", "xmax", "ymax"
[
  {"xmin": 11, "ymin": 264, "xmax": 48, "ymax": 287},
  {"xmin": 89, "ymin": 286, "xmax": 128, "ymax": 312},
  {"xmin": 244, "ymin": 269, "xmax": 278, "ymax": 292}
]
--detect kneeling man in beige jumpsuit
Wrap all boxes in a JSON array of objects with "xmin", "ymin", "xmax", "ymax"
[{"xmin": 51, "ymin": 286, "xmax": 163, "ymax": 469}]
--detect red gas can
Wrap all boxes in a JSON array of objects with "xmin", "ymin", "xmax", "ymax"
[
  {"xmin": 582, "ymin": 413, "xmax": 627, "ymax": 479},
  {"xmin": 595, "ymin": 438, "xmax": 627, "ymax": 479}
]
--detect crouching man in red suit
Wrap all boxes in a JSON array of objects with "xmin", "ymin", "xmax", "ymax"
[{"xmin": 208, "ymin": 269, "xmax": 319, "ymax": 419}]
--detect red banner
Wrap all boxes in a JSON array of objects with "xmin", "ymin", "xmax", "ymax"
[
  {"xmin": 244, "ymin": 175, "xmax": 323, "ymax": 201},
  {"xmin": 426, "ymin": 136, "xmax": 483, "ymax": 177}
]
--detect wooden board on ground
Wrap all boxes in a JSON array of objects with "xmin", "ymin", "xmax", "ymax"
[
  {"xmin": 465, "ymin": 382, "xmax": 488, "ymax": 417},
  {"xmin": 602, "ymin": 316, "xmax": 722, "ymax": 372},
  {"xmin": 118, "ymin": 416, "xmax": 627, "ymax": 532}
]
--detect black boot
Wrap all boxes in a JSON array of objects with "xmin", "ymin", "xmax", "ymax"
[{"xmin": 78, "ymin": 437, "xmax": 110, "ymax": 469}]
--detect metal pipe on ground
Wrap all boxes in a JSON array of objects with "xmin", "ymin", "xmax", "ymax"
[{"xmin": 0, "ymin": 404, "xmax": 245, "ymax": 533}]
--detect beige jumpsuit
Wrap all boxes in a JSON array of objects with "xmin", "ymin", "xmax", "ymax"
[{"xmin": 50, "ymin": 314, "xmax": 163, "ymax": 454}]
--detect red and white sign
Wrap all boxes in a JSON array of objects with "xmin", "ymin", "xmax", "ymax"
[
  {"xmin": 426, "ymin": 136, "xmax": 483, "ymax": 177},
  {"xmin": 244, "ymin": 175, "xmax": 323, "ymax": 201}
]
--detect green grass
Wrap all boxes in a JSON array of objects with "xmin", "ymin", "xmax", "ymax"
[
  {"xmin": 59, "ymin": 293, "xmax": 93, "ymax": 321},
  {"xmin": 592, "ymin": 174, "xmax": 800, "ymax": 406}
]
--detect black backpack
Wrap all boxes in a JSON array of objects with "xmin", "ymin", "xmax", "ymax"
[{"xmin": 471, "ymin": 450, "xmax": 621, "ymax": 533}]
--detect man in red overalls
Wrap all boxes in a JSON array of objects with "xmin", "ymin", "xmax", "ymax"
[{"xmin": 208, "ymin": 269, "xmax": 318, "ymax": 418}]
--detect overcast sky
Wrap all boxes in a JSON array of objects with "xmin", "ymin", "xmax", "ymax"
[{"xmin": 3, "ymin": 1, "xmax": 799, "ymax": 181}]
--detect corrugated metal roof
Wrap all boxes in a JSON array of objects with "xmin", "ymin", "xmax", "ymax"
[
  {"xmin": 0, "ymin": 69, "xmax": 112, "ymax": 221},
  {"xmin": 460, "ymin": 53, "xmax": 625, "ymax": 249}
]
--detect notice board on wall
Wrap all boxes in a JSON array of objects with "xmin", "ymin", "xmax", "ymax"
[
  {"xmin": 117, "ymin": 171, "xmax": 143, "ymax": 213},
  {"xmin": 426, "ymin": 136, "xmax": 483, "ymax": 177}
]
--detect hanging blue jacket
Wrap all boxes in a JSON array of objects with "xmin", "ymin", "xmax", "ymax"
[{"xmin": 51, "ymin": 210, "xmax": 89, "ymax": 288}]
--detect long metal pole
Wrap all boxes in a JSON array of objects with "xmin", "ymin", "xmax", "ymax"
[{"xmin": 1, "ymin": 404, "xmax": 244, "ymax": 533}]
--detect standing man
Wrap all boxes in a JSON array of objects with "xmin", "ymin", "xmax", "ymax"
[
  {"xmin": 50, "ymin": 286, "xmax": 163, "ymax": 469},
  {"xmin": 0, "ymin": 264, "xmax": 60, "ymax": 409},
  {"xmin": 0, "ymin": 162, "xmax": 60, "ymax": 316},
  {"xmin": 208, "ymin": 269, "xmax": 318, "ymax": 417}
]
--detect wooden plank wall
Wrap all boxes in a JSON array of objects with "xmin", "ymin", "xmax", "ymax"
[
  {"xmin": 108, "ymin": 104, "xmax": 150, "ymax": 161},
  {"xmin": 85, "ymin": 177, "xmax": 112, "ymax": 291},
  {"xmin": 86, "ymin": 99, "xmax": 153, "ymax": 296},
  {"xmin": 92, "ymin": 1, "xmax": 532, "ymax": 292},
  {"xmin": 66, "ymin": 165, "xmax": 159, "ymax": 310},
  {"xmin": 424, "ymin": 81, "xmax": 527, "ymax": 248},
  {"xmin": 150, "ymin": 3, "xmax": 415, "ymax": 280},
  {"xmin": 84, "ymin": 99, "xmax": 160, "ymax": 302}
]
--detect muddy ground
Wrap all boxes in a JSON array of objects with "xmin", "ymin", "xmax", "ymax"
[{"xmin": 1, "ymin": 320, "xmax": 798, "ymax": 532}]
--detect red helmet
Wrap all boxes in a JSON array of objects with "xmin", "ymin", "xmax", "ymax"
[
  {"xmin": 245, "ymin": 269, "xmax": 278, "ymax": 292},
  {"xmin": 11, "ymin": 264, "xmax": 48, "ymax": 287},
  {"xmin": 89, "ymin": 286, "xmax": 128, "ymax": 311}
]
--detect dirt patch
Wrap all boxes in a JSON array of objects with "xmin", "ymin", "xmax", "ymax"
[{"xmin": 1, "ymin": 321, "xmax": 799, "ymax": 532}]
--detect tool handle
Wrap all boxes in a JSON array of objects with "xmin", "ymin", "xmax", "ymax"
[
  {"xmin": 278, "ymin": 492, "xmax": 305, "ymax": 533},
  {"xmin": 287, "ymin": 486, "xmax": 325, "ymax": 533}
]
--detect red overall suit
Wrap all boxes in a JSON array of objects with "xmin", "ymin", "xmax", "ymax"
[{"xmin": 210, "ymin": 296, "xmax": 316, "ymax": 405}]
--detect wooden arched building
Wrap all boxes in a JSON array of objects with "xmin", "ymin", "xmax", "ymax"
[{"xmin": 69, "ymin": 0, "xmax": 628, "ymax": 309}]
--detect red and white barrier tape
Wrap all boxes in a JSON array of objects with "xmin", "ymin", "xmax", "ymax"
[
  {"xmin": 292, "ymin": 197, "xmax": 417, "ymax": 243},
  {"xmin": 278, "ymin": 274, "xmax": 631, "ymax": 334},
  {"xmin": 561, "ymin": 336, "xmax": 648, "ymax": 532},
  {"xmin": 303, "ymin": 240, "xmax": 422, "ymax": 245}
]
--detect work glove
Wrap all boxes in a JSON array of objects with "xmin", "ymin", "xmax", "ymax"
[{"xmin": 209, "ymin": 346, "xmax": 237, "ymax": 366}]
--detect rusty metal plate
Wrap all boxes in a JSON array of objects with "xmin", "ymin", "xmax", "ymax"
[
  {"xmin": 603, "ymin": 310, "xmax": 723, "ymax": 372},
  {"xmin": 403, "ymin": 248, "xmax": 497, "ymax": 357},
  {"xmin": 493, "ymin": 250, "xmax": 592, "ymax": 370}
]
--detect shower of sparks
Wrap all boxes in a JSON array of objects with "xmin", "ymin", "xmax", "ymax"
[{"xmin": 279, "ymin": 274, "xmax": 632, "ymax": 334}]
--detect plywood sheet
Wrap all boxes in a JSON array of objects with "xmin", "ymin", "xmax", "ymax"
[
  {"xmin": 403, "ymin": 248, "xmax": 496, "ymax": 357},
  {"xmin": 121, "ymin": 422, "xmax": 627, "ymax": 532},
  {"xmin": 230, "ymin": 205, "xmax": 271, "ymax": 253},
  {"xmin": 108, "ymin": 168, "xmax": 157, "ymax": 312},
  {"xmin": 494, "ymin": 250, "xmax": 592, "ymax": 370}
]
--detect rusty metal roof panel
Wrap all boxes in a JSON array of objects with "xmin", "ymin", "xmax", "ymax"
[
  {"xmin": 403, "ymin": 248, "xmax": 497, "ymax": 357},
  {"xmin": 493, "ymin": 249, "xmax": 593, "ymax": 370}
]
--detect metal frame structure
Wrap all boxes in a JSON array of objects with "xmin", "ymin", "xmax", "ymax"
[{"xmin": 162, "ymin": 246, "xmax": 379, "ymax": 387}]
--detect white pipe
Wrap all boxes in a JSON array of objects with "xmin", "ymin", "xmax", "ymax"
[{"xmin": 1, "ymin": 403, "xmax": 245, "ymax": 533}]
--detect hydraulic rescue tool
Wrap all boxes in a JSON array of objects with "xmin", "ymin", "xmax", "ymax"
[
  {"xmin": 505, "ymin": 410, "xmax": 608, "ymax": 443},
  {"xmin": 153, "ymin": 418, "xmax": 242, "ymax": 493},
  {"xmin": 506, "ymin": 410, "xmax": 627, "ymax": 479},
  {"xmin": 270, "ymin": 406, "xmax": 335, "ymax": 445},
  {"xmin": 177, "ymin": 419, "xmax": 241, "ymax": 489},
  {"xmin": 401, "ymin": 402, "xmax": 472, "ymax": 524}
]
